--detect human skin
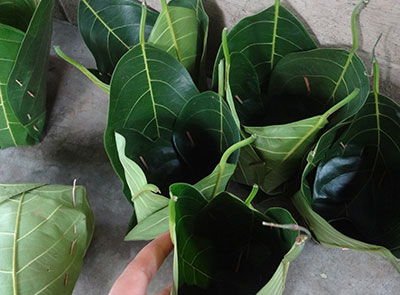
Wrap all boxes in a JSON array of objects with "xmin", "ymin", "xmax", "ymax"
[{"xmin": 109, "ymin": 231, "xmax": 173, "ymax": 295}]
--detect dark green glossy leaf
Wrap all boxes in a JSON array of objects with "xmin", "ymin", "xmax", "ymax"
[
  {"xmin": 224, "ymin": 2, "xmax": 369, "ymax": 195},
  {"xmin": 78, "ymin": 0, "xmax": 159, "ymax": 76},
  {"xmin": 105, "ymin": 43, "xmax": 198, "ymax": 200},
  {"xmin": 116, "ymin": 91, "xmax": 240, "ymax": 240},
  {"xmin": 169, "ymin": 183, "xmax": 303, "ymax": 295},
  {"xmin": 0, "ymin": 0, "xmax": 53, "ymax": 149},
  {"xmin": 266, "ymin": 48, "xmax": 370, "ymax": 125},
  {"xmin": 310, "ymin": 93, "xmax": 400, "ymax": 254},
  {"xmin": 212, "ymin": 0, "xmax": 317, "ymax": 92},
  {"xmin": 0, "ymin": 0, "xmax": 36, "ymax": 32},
  {"xmin": 173, "ymin": 91, "xmax": 240, "ymax": 180},
  {"xmin": 293, "ymin": 52, "xmax": 400, "ymax": 271},
  {"xmin": 0, "ymin": 183, "xmax": 94, "ymax": 294}
]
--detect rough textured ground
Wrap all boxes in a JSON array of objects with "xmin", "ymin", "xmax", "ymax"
[{"xmin": 0, "ymin": 20, "xmax": 399, "ymax": 295}]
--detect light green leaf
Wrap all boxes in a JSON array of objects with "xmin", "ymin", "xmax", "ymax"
[
  {"xmin": 0, "ymin": 183, "xmax": 94, "ymax": 294},
  {"xmin": 116, "ymin": 132, "xmax": 169, "ymax": 225},
  {"xmin": 148, "ymin": 0, "xmax": 199, "ymax": 76},
  {"xmin": 244, "ymin": 89, "xmax": 360, "ymax": 194},
  {"xmin": 125, "ymin": 207, "xmax": 170, "ymax": 241}
]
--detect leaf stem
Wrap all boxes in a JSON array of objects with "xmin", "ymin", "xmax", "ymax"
[
  {"xmin": 13, "ymin": 192, "xmax": 25, "ymax": 295},
  {"xmin": 351, "ymin": 0, "xmax": 368, "ymax": 53},
  {"xmin": 372, "ymin": 34, "xmax": 382, "ymax": 95},
  {"xmin": 245, "ymin": 184, "xmax": 259, "ymax": 206},
  {"xmin": 262, "ymin": 221, "xmax": 312, "ymax": 243},
  {"xmin": 140, "ymin": 0, "xmax": 148, "ymax": 45},
  {"xmin": 323, "ymin": 88, "xmax": 360, "ymax": 119},
  {"xmin": 218, "ymin": 59, "xmax": 224, "ymax": 99},
  {"xmin": 211, "ymin": 135, "xmax": 256, "ymax": 198},
  {"xmin": 54, "ymin": 46, "xmax": 110, "ymax": 94},
  {"xmin": 222, "ymin": 28, "xmax": 230, "ymax": 67}
]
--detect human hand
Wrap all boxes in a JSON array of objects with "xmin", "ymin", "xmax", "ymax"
[{"xmin": 109, "ymin": 231, "xmax": 173, "ymax": 295}]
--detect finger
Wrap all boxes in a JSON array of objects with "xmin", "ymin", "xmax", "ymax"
[
  {"xmin": 109, "ymin": 231, "xmax": 173, "ymax": 295},
  {"xmin": 155, "ymin": 283, "xmax": 172, "ymax": 295}
]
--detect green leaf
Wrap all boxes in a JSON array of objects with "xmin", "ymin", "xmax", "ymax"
[
  {"xmin": 212, "ymin": 0, "xmax": 317, "ymax": 91},
  {"xmin": 78, "ymin": 0, "xmax": 159, "ymax": 76},
  {"xmin": 173, "ymin": 91, "xmax": 240, "ymax": 181},
  {"xmin": 115, "ymin": 132, "xmax": 169, "ymax": 223},
  {"xmin": 169, "ymin": 183, "xmax": 304, "ymax": 294},
  {"xmin": 125, "ymin": 206, "xmax": 170, "ymax": 241},
  {"xmin": 105, "ymin": 43, "xmax": 199, "ymax": 200},
  {"xmin": 156, "ymin": 0, "xmax": 209, "ymax": 84},
  {"xmin": 0, "ymin": 0, "xmax": 36, "ymax": 32},
  {"xmin": 116, "ymin": 91, "xmax": 240, "ymax": 239},
  {"xmin": 266, "ymin": 48, "xmax": 370, "ymax": 125},
  {"xmin": 0, "ymin": 0, "xmax": 53, "ymax": 149},
  {"xmin": 222, "ymin": 1, "xmax": 369, "ymax": 195},
  {"xmin": 244, "ymin": 89, "xmax": 360, "ymax": 195},
  {"xmin": 148, "ymin": 0, "xmax": 199, "ymax": 76},
  {"xmin": 293, "ymin": 55, "xmax": 400, "ymax": 271},
  {"xmin": 0, "ymin": 183, "xmax": 94, "ymax": 294}
]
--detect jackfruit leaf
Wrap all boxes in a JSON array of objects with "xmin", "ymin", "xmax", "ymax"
[
  {"xmin": 169, "ymin": 183, "xmax": 304, "ymax": 295},
  {"xmin": 293, "ymin": 56, "xmax": 400, "ymax": 272},
  {"xmin": 105, "ymin": 43, "xmax": 198, "ymax": 201},
  {"xmin": 212, "ymin": 0, "xmax": 317, "ymax": 94},
  {"xmin": 0, "ymin": 0, "xmax": 53, "ymax": 149},
  {"xmin": 116, "ymin": 92, "xmax": 240, "ymax": 240},
  {"xmin": 0, "ymin": 0, "xmax": 36, "ymax": 32},
  {"xmin": 148, "ymin": 0, "xmax": 199, "ymax": 78},
  {"xmin": 245, "ymin": 88, "xmax": 361, "ymax": 195},
  {"xmin": 78, "ymin": 0, "xmax": 159, "ymax": 76},
  {"xmin": 0, "ymin": 183, "xmax": 94, "ymax": 294},
  {"xmin": 168, "ymin": 0, "xmax": 209, "ymax": 87},
  {"xmin": 225, "ymin": 1, "xmax": 369, "ymax": 195}
]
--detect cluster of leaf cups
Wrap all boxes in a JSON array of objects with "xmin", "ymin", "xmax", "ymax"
[
  {"xmin": 55, "ymin": 0, "xmax": 400, "ymax": 293},
  {"xmin": 56, "ymin": 0, "xmax": 310, "ymax": 293},
  {"xmin": 1, "ymin": 0, "xmax": 393, "ymax": 294}
]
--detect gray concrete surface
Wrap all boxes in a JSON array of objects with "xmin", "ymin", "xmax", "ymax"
[
  {"xmin": 55, "ymin": 0, "xmax": 400, "ymax": 100},
  {"xmin": 0, "ymin": 17, "xmax": 399, "ymax": 295}
]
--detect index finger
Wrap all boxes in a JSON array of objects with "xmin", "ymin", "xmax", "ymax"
[{"xmin": 109, "ymin": 231, "xmax": 173, "ymax": 295}]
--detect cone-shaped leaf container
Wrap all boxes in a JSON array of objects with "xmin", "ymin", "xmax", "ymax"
[
  {"xmin": 0, "ymin": 0, "xmax": 54, "ymax": 148},
  {"xmin": 292, "ymin": 55, "xmax": 400, "ymax": 272},
  {"xmin": 0, "ymin": 183, "xmax": 94, "ymax": 293},
  {"xmin": 214, "ymin": 0, "xmax": 370, "ymax": 195}
]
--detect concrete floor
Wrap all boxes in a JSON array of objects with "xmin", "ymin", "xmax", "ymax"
[{"xmin": 0, "ymin": 20, "xmax": 399, "ymax": 295}]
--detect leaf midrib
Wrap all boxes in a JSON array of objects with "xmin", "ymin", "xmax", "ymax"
[
  {"xmin": 13, "ymin": 192, "xmax": 25, "ymax": 295},
  {"xmin": 270, "ymin": 1, "xmax": 280, "ymax": 69},
  {"xmin": 141, "ymin": 44, "xmax": 160, "ymax": 138},
  {"xmin": 82, "ymin": 0, "xmax": 130, "ymax": 50},
  {"xmin": 163, "ymin": 6, "xmax": 182, "ymax": 62},
  {"xmin": 0, "ymin": 88, "xmax": 17, "ymax": 146}
]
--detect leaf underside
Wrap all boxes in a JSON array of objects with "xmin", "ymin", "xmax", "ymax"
[{"xmin": 0, "ymin": 184, "xmax": 94, "ymax": 294}]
